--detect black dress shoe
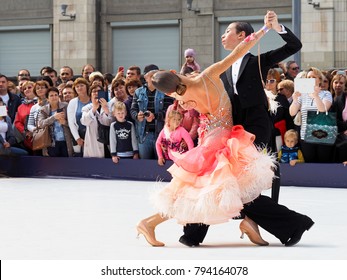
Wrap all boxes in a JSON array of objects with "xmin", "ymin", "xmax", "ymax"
[
  {"xmin": 179, "ymin": 236, "xmax": 200, "ymax": 247},
  {"xmin": 285, "ymin": 216, "xmax": 314, "ymax": 247}
]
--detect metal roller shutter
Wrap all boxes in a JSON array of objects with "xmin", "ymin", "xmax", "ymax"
[
  {"xmin": 0, "ymin": 26, "xmax": 51, "ymax": 77},
  {"xmin": 112, "ymin": 20, "xmax": 180, "ymax": 73}
]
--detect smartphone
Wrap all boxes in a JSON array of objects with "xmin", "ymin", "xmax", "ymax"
[
  {"xmin": 118, "ymin": 66, "xmax": 124, "ymax": 72},
  {"xmin": 57, "ymin": 108, "xmax": 63, "ymax": 113},
  {"xmin": 97, "ymin": 90, "xmax": 108, "ymax": 102}
]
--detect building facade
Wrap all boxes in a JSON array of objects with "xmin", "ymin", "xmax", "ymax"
[{"xmin": 0, "ymin": 0, "xmax": 346, "ymax": 78}]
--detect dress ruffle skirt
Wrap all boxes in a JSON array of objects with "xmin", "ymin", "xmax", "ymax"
[{"xmin": 152, "ymin": 125, "xmax": 276, "ymax": 225}]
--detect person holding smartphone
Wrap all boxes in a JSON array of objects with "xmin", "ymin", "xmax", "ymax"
[
  {"xmin": 289, "ymin": 67, "xmax": 333, "ymax": 162},
  {"xmin": 80, "ymin": 84, "xmax": 111, "ymax": 158},
  {"xmin": 130, "ymin": 64, "xmax": 174, "ymax": 159},
  {"xmin": 38, "ymin": 87, "xmax": 74, "ymax": 157}
]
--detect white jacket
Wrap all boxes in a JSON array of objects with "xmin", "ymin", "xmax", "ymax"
[{"xmin": 80, "ymin": 103, "xmax": 105, "ymax": 158}]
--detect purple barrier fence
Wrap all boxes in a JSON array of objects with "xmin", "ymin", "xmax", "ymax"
[{"xmin": 1, "ymin": 156, "xmax": 346, "ymax": 188}]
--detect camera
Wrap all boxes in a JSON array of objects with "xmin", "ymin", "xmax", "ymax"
[
  {"xmin": 143, "ymin": 111, "xmax": 151, "ymax": 117},
  {"xmin": 57, "ymin": 108, "xmax": 63, "ymax": 113}
]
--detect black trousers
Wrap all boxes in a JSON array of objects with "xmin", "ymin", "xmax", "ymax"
[
  {"xmin": 271, "ymin": 162, "xmax": 281, "ymax": 203},
  {"xmin": 182, "ymin": 162, "xmax": 281, "ymax": 244},
  {"xmin": 300, "ymin": 140, "xmax": 334, "ymax": 163},
  {"xmin": 183, "ymin": 195, "xmax": 307, "ymax": 244}
]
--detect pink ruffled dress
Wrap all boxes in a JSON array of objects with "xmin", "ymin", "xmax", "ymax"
[{"xmin": 152, "ymin": 73, "xmax": 275, "ymax": 225}]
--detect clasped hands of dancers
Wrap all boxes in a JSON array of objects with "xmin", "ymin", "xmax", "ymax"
[{"xmin": 136, "ymin": 10, "xmax": 314, "ymax": 248}]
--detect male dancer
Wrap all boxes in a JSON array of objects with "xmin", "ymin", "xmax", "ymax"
[{"xmin": 180, "ymin": 11, "xmax": 314, "ymax": 247}]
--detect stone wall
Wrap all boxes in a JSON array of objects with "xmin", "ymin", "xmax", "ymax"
[{"xmin": 1, "ymin": 0, "xmax": 346, "ymax": 74}]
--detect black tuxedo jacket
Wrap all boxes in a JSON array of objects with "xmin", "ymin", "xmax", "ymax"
[
  {"xmin": 221, "ymin": 26, "xmax": 302, "ymax": 145},
  {"xmin": 331, "ymin": 92, "xmax": 347, "ymax": 133}
]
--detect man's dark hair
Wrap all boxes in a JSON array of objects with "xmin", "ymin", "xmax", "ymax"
[
  {"xmin": 103, "ymin": 73, "xmax": 114, "ymax": 84},
  {"xmin": 234, "ymin": 22, "xmax": 254, "ymax": 36},
  {"xmin": 0, "ymin": 74, "xmax": 8, "ymax": 81},
  {"xmin": 128, "ymin": 65, "xmax": 141, "ymax": 75},
  {"xmin": 36, "ymin": 75, "xmax": 53, "ymax": 87},
  {"xmin": 286, "ymin": 60, "xmax": 297, "ymax": 69},
  {"xmin": 45, "ymin": 67, "xmax": 57, "ymax": 77}
]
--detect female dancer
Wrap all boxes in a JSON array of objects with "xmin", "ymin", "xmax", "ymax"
[{"xmin": 136, "ymin": 23, "xmax": 275, "ymax": 247}]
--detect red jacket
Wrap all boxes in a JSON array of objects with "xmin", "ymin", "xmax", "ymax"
[{"xmin": 14, "ymin": 102, "xmax": 35, "ymax": 149}]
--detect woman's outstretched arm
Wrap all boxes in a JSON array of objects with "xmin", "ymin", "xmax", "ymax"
[{"xmin": 204, "ymin": 11, "xmax": 275, "ymax": 77}]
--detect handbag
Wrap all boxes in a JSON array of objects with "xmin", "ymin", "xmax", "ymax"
[
  {"xmin": 97, "ymin": 120, "xmax": 110, "ymax": 145},
  {"xmin": 304, "ymin": 110, "xmax": 337, "ymax": 145},
  {"xmin": 32, "ymin": 126, "xmax": 52, "ymax": 150}
]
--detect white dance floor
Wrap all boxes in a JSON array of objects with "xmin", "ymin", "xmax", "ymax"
[
  {"xmin": 1, "ymin": 177, "xmax": 346, "ymax": 261},
  {"xmin": 0, "ymin": 178, "xmax": 347, "ymax": 260}
]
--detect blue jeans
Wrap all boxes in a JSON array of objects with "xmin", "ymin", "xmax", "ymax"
[
  {"xmin": 47, "ymin": 141, "xmax": 69, "ymax": 157},
  {"xmin": 138, "ymin": 132, "xmax": 157, "ymax": 159},
  {"xmin": 0, "ymin": 146, "xmax": 28, "ymax": 156}
]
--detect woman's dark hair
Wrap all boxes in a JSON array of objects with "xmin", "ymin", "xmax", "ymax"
[
  {"xmin": 111, "ymin": 78, "xmax": 126, "ymax": 93},
  {"xmin": 89, "ymin": 83, "xmax": 102, "ymax": 95},
  {"xmin": 73, "ymin": 77, "xmax": 90, "ymax": 96},
  {"xmin": 33, "ymin": 80, "xmax": 50, "ymax": 97},
  {"xmin": 46, "ymin": 87, "xmax": 60, "ymax": 98},
  {"xmin": 125, "ymin": 79, "xmax": 142, "ymax": 95},
  {"xmin": 152, "ymin": 71, "xmax": 186, "ymax": 96}
]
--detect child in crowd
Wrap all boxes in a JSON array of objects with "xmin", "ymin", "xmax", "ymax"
[
  {"xmin": 109, "ymin": 101, "xmax": 139, "ymax": 163},
  {"xmin": 180, "ymin": 48, "xmax": 201, "ymax": 74},
  {"xmin": 278, "ymin": 129, "xmax": 304, "ymax": 166},
  {"xmin": 124, "ymin": 79, "xmax": 142, "ymax": 123},
  {"xmin": 165, "ymin": 100, "xmax": 199, "ymax": 147},
  {"xmin": 156, "ymin": 110, "xmax": 194, "ymax": 166}
]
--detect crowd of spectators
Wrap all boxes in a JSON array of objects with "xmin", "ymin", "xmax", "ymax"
[
  {"xmin": 272, "ymin": 63, "xmax": 347, "ymax": 164},
  {"xmin": 1, "ymin": 58, "xmax": 347, "ymax": 165}
]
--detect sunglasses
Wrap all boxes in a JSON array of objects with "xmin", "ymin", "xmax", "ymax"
[
  {"xmin": 336, "ymin": 70, "xmax": 346, "ymax": 76},
  {"xmin": 266, "ymin": 79, "xmax": 276, "ymax": 84},
  {"xmin": 291, "ymin": 67, "xmax": 300, "ymax": 71},
  {"xmin": 18, "ymin": 74, "xmax": 29, "ymax": 77}
]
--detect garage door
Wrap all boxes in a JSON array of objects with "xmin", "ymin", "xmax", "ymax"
[
  {"xmin": 112, "ymin": 20, "xmax": 180, "ymax": 73},
  {"xmin": 0, "ymin": 25, "xmax": 51, "ymax": 77}
]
